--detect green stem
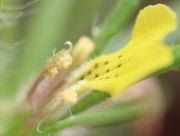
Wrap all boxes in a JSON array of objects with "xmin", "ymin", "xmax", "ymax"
[
  {"xmin": 93, "ymin": 0, "xmax": 141, "ymax": 56},
  {"xmin": 61, "ymin": 90, "xmax": 110, "ymax": 120},
  {"xmin": 171, "ymin": 44, "xmax": 180, "ymax": 66},
  {"xmin": 44, "ymin": 100, "xmax": 147, "ymax": 134}
]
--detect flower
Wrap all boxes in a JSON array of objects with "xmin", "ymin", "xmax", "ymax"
[
  {"xmin": 55, "ymin": 4, "xmax": 177, "ymax": 104},
  {"xmin": 27, "ymin": 4, "xmax": 177, "ymax": 118},
  {"xmin": 1, "ymin": 2, "xmax": 179, "ymax": 135}
]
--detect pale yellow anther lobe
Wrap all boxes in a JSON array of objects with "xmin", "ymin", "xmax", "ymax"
[
  {"xmin": 59, "ymin": 91, "xmax": 78, "ymax": 104},
  {"xmin": 44, "ymin": 45, "xmax": 73, "ymax": 77}
]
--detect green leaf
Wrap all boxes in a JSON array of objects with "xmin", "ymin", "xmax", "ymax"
[
  {"xmin": 93, "ymin": 0, "xmax": 141, "ymax": 56},
  {"xmin": 172, "ymin": 44, "xmax": 180, "ymax": 66},
  {"xmin": 61, "ymin": 91, "xmax": 110, "ymax": 119},
  {"xmin": 43, "ymin": 100, "xmax": 148, "ymax": 134},
  {"xmin": 2, "ymin": 110, "xmax": 32, "ymax": 136}
]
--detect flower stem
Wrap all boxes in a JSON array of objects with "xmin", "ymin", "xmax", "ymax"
[
  {"xmin": 172, "ymin": 44, "xmax": 180, "ymax": 66},
  {"xmin": 152, "ymin": 44, "xmax": 180, "ymax": 76},
  {"xmin": 93, "ymin": 0, "xmax": 141, "ymax": 56},
  {"xmin": 44, "ymin": 100, "xmax": 147, "ymax": 134}
]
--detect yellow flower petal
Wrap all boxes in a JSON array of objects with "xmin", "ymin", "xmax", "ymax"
[
  {"xmin": 61, "ymin": 4, "xmax": 177, "ymax": 99},
  {"xmin": 131, "ymin": 4, "xmax": 176, "ymax": 45}
]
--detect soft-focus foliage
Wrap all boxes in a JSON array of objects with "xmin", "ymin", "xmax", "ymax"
[{"xmin": 0, "ymin": 0, "xmax": 180, "ymax": 136}]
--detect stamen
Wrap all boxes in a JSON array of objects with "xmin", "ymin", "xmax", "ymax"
[
  {"xmin": 59, "ymin": 91, "xmax": 78, "ymax": 104},
  {"xmin": 44, "ymin": 45, "xmax": 73, "ymax": 77}
]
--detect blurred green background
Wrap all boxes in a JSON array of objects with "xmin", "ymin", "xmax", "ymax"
[{"xmin": 0, "ymin": 0, "xmax": 180, "ymax": 136}]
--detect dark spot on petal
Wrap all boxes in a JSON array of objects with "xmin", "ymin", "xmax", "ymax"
[
  {"xmin": 106, "ymin": 69, "xmax": 110, "ymax": 73},
  {"xmin": 95, "ymin": 74, "xmax": 99, "ymax": 78},
  {"xmin": 80, "ymin": 76, "xmax": 84, "ymax": 80},
  {"xmin": 117, "ymin": 64, "xmax": 122, "ymax": 68},
  {"xmin": 105, "ymin": 77, "xmax": 109, "ymax": 79},
  {"xmin": 118, "ymin": 55, "xmax": 122, "ymax": 59},
  {"xmin": 94, "ymin": 63, "xmax": 98, "ymax": 68},
  {"xmin": 87, "ymin": 71, "xmax": 92, "ymax": 75},
  {"xmin": 114, "ymin": 74, "xmax": 119, "ymax": 77},
  {"xmin": 104, "ymin": 61, "xmax": 109, "ymax": 65}
]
